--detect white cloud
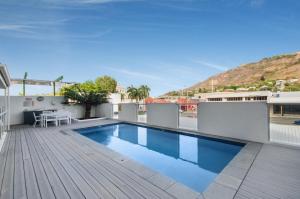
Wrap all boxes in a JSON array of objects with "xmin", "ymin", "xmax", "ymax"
[
  {"xmin": 192, "ymin": 60, "xmax": 228, "ymax": 71},
  {"xmin": 0, "ymin": 24, "xmax": 34, "ymax": 33}
]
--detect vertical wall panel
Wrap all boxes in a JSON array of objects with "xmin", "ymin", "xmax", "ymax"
[
  {"xmin": 95, "ymin": 103, "xmax": 113, "ymax": 118},
  {"xmin": 147, "ymin": 103, "xmax": 179, "ymax": 128},
  {"xmin": 197, "ymin": 102, "xmax": 269, "ymax": 143},
  {"xmin": 118, "ymin": 103, "xmax": 138, "ymax": 122}
]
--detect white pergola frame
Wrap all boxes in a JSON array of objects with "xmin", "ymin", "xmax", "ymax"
[{"xmin": 0, "ymin": 64, "xmax": 11, "ymax": 140}]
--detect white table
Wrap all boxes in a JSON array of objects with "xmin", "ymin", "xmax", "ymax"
[{"xmin": 40, "ymin": 111, "xmax": 72, "ymax": 128}]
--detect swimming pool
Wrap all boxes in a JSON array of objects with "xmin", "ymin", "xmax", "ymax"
[{"xmin": 75, "ymin": 123, "xmax": 244, "ymax": 192}]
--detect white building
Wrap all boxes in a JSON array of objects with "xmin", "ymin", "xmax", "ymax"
[
  {"xmin": 195, "ymin": 91, "xmax": 272, "ymax": 102},
  {"xmin": 195, "ymin": 91, "xmax": 300, "ymax": 118}
]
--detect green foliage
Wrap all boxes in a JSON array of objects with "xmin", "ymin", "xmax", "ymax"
[
  {"xmin": 168, "ymin": 91, "xmax": 180, "ymax": 96},
  {"xmin": 127, "ymin": 85, "xmax": 151, "ymax": 102},
  {"xmin": 283, "ymin": 83, "xmax": 300, "ymax": 91},
  {"xmin": 139, "ymin": 85, "xmax": 151, "ymax": 99},
  {"xmin": 60, "ymin": 80, "xmax": 108, "ymax": 118},
  {"xmin": 224, "ymin": 85, "xmax": 239, "ymax": 91},
  {"xmin": 95, "ymin": 76, "xmax": 117, "ymax": 93},
  {"xmin": 61, "ymin": 81, "xmax": 107, "ymax": 105},
  {"xmin": 262, "ymin": 53, "xmax": 297, "ymax": 61}
]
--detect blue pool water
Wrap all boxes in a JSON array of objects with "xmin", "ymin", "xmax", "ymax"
[{"xmin": 76, "ymin": 123, "xmax": 244, "ymax": 192}]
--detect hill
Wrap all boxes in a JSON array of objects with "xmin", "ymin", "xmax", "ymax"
[{"xmin": 166, "ymin": 52, "xmax": 300, "ymax": 96}]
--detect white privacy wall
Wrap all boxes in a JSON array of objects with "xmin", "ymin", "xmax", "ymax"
[
  {"xmin": 118, "ymin": 103, "xmax": 138, "ymax": 122},
  {"xmin": 0, "ymin": 96, "xmax": 86, "ymax": 125},
  {"xmin": 147, "ymin": 103, "xmax": 179, "ymax": 128},
  {"xmin": 197, "ymin": 102, "xmax": 269, "ymax": 143},
  {"xmin": 95, "ymin": 103, "xmax": 113, "ymax": 118}
]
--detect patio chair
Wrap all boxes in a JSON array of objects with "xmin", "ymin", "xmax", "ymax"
[
  {"xmin": 43, "ymin": 115, "xmax": 58, "ymax": 128},
  {"xmin": 33, "ymin": 112, "xmax": 42, "ymax": 127}
]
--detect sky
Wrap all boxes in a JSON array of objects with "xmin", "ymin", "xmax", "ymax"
[{"xmin": 1, "ymin": 0, "xmax": 300, "ymax": 96}]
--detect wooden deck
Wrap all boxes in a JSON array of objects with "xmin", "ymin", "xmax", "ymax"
[
  {"xmin": 1, "ymin": 120, "xmax": 300, "ymax": 199},
  {"xmin": 235, "ymin": 144, "xmax": 300, "ymax": 199}
]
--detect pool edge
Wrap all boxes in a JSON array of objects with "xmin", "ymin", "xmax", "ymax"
[{"xmin": 64, "ymin": 119, "xmax": 261, "ymax": 199}]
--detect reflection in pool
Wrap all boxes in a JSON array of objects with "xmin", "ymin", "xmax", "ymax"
[{"xmin": 76, "ymin": 123, "xmax": 244, "ymax": 192}]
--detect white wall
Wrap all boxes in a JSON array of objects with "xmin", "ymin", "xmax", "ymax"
[
  {"xmin": 147, "ymin": 103, "xmax": 179, "ymax": 128},
  {"xmin": 95, "ymin": 103, "xmax": 113, "ymax": 118},
  {"xmin": 197, "ymin": 102, "xmax": 269, "ymax": 143},
  {"xmin": 118, "ymin": 103, "xmax": 138, "ymax": 122},
  {"xmin": 0, "ymin": 96, "xmax": 86, "ymax": 125}
]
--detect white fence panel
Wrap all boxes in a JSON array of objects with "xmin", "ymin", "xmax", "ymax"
[
  {"xmin": 147, "ymin": 103, "xmax": 179, "ymax": 128},
  {"xmin": 95, "ymin": 103, "xmax": 113, "ymax": 118},
  {"xmin": 197, "ymin": 102, "xmax": 269, "ymax": 143},
  {"xmin": 118, "ymin": 103, "xmax": 138, "ymax": 122}
]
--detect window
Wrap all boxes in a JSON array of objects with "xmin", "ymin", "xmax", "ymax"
[
  {"xmin": 226, "ymin": 97, "xmax": 243, "ymax": 101},
  {"xmin": 245, "ymin": 96, "xmax": 268, "ymax": 101},
  {"xmin": 283, "ymin": 105, "xmax": 300, "ymax": 115},
  {"xmin": 253, "ymin": 96, "xmax": 267, "ymax": 101},
  {"xmin": 208, "ymin": 98, "xmax": 222, "ymax": 101},
  {"xmin": 273, "ymin": 104, "xmax": 300, "ymax": 115},
  {"xmin": 273, "ymin": 105, "xmax": 281, "ymax": 114}
]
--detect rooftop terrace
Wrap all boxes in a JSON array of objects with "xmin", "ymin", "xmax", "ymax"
[{"xmin": 1, "ymin": 119, "xmax": 300, "ymax": 199}]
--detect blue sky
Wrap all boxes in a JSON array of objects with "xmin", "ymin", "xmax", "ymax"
[{"xmin": 1, "ymin": 0, "xmax": 300, "ymax": 96}]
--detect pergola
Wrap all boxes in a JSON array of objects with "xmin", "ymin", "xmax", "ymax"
[
  {"xmin": 0, "ymin": 64, "xmax": 11, "ymax": 138},
  {"xmin": 11, "ymin": 77, "xmax": 77, "ymax": 96}
]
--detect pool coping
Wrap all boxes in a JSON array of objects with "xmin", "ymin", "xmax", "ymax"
[{"xmin": 63, "ymin": 119, "xmax": 262, "ymax": 199}]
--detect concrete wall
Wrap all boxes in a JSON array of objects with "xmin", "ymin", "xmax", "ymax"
[
  {"xmin": 118, "ymin": 103, "xmax": 138, "ymax": 122},
  {"xmin": 147, "ymin": 103, "xmax": 179, "ymax": 128},
  {"xmin": 95, "ymin": 103, "xmax": 113, "ymax": 118},
  {"xmin": 197, "ymin": 102, "xmax": 269, "ymax": 143},
  {"xmin": 0, "ymin": 96, "xmax": 86, "ymax": 125}
]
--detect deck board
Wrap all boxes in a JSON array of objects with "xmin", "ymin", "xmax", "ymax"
[
  {"xmin": 0, "ymin": 130, "xmax": 11, "ymax": 198},
  {"xmin": 234, "ymin": 144, "xmax": 300, "ymax": 199},
  {"xmin": 0, "ymin": 129, "xmax": 15, "ymax": 199},
  {"xmin": 14, "ymin": 129, "xmax": 27, "ymax": 199},
  {"xmin": 1, "ymin": 120, "xmax": 300, "ymax": 199},
  {"xmin": 38, "ymin": 127, "xmax": 165, "ymax": 199},
  {"xmin": 21, "ymin": 128, "xmax": 42, "ymax": 199}
]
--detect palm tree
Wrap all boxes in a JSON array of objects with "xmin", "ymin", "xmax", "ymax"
[
  {"xmin": 138, "ymin": 85, "xmax": 151, "ymax": 102},
  {"xmin": 127, "ymin": 86, "xmax": 140, "ymax": 102}
]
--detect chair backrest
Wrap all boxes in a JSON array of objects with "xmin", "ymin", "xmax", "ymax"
[{"xmin": 33, "ymin": 112, "xmax": 39, "ymax": 120}]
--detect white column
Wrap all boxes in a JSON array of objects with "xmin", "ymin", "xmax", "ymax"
[{"xmin": 5, "ymin": 88, "xmax": 10, "ymax": 131}]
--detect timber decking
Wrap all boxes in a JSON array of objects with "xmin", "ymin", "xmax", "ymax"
[
  {"xmin": 1, "ymin": 120, "xmax": 300, "ymax": 199},
  {"xmin": 0, "ymin": 121, "xmax": 201, "ymax": 199},
  {"xmin": 235, "ymin": 144, "xmax": 300, "ymax": 199}
]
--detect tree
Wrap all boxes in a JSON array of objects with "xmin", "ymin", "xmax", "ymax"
[
  {"xmin": 61, "ymin": 81, "xmax": 108, "ymax": 119},
  {"xmin": 127, "ymin": 86, "xmax": 140, "ymax": 102},
  {"xmin": 138, "ymin": 85, "xmax": 151, "ymax": 101},
  {"xmin": 127, "ymin": 85, "xmax": 151, "ymax": 102},
  {"xmin": 95, "ymin": 76, "xmax": 117, "ymax": 93}
]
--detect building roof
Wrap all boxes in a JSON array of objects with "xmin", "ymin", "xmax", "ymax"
[{"xmin": 196, "ymin": 91, "xmax": 272, "ymax": 99}]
